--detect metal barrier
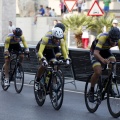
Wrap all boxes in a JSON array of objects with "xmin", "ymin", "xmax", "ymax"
[{"xmin": 1, "ymin": 45, "xmax": 120, "ymax": 89}]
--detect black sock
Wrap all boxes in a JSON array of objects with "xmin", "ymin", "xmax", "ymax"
[
  {"xmin": 90, "ymin": 87, "xmax": 94, "ymax": 92},
  {"xmin": 36, "ymin": 77, "xmax": 40, "ymax": 82}
]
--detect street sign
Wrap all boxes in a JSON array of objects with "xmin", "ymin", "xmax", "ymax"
[
  {"xmin": 87, "ymin": 0, "xmax": 104, "ymax": 16},
  {"xmin": 64, "ymin": 0, "xmax": 77, "ymax": 12}
]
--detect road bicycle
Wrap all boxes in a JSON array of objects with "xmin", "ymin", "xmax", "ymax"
[
  {"xmin": 84, "ymin": 62, "xmax": 120, "ymax": 118},
  {"xmin": 34, "ymin": 60, "xmax": 66, "ymax": 110},
  {"xmin": 1, "ymin": 50, "xmax": 28, "ymax": 93}
]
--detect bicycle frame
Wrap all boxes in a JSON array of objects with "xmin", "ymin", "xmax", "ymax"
[
  {"xmin": 85, "ymin": 61, "xmax": 120, "ymax": 118},
  {"xmin": 97, "ymin": 62, "xmax": 119, "ymax": 102},
  {"xmin": 9, "ymin": 53, "xmax": 20, "ymax": 82},
  {"xmin": 44, "ymin": 61, "xmax": 64, "ymax": 94}
]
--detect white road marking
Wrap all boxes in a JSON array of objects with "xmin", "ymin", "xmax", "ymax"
[{"xmin": 23, "ymin": 83, "xmax": 84, "ymax": 94}]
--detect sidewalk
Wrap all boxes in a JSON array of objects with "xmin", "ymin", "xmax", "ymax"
[{"xmin": 24, "ymin": 74, "xmax": 85, "ymax": 92}]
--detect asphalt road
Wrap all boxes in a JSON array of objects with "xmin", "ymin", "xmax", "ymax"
[{"xmin": 0, "ymin": 74, "xmax": 119, "ymax": 120}]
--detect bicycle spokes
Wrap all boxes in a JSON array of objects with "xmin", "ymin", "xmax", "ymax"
[
  {"xmin": 107, "ymin": 83, "xmax": 120, "ymax": 118},
  {"xmin": 14, "ymin": 65, "xmax": 24, "ymax": 93},
  {"xmin": 50, "ymin": 72, "xmax": 64, "ymax": 110},
  {"xmin": 34, "ymin": 76, "xmax": 46, "ymax": 106}
]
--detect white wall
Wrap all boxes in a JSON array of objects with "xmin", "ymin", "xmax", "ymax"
[
  {"xmin": 0, "ymin": 0, "xmax": 16, "ymax": 42},
  {"xmin": 16, "ymin": 17, "xmax": 62, "ymax": 44},
  {"xmin": 0, "ymin": 0, "xmax": 2, "ymax": 41}
]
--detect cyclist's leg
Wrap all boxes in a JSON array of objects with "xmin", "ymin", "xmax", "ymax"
[
  {"xmin": 36, "ymin": 62, "xmax": 46, "ymax": 82},
  {"xmin": 4, "ymin": 45, "xmax": 13, "ymax": 85},
  {"xmin": 107, "ymin": 52, "xmax": 117, "ymax": 95},
  {"xmin": 19, "ymin": 54, "xmax": 24, "ymax": 63},
  {"xmin": 35, "ymin": 49, "xmax": 54, "ymax": 89},
  {"xmin": 47, "ymin": 48, "xmax": 58, "ymax": 88},
  {"xmin": 54, "ymin": 47, "xmax": 62, "ymax": 58},
  {"xmin": 34, "ymin": 59, "xmax": 46, "ymax": 90},
  {"xmin": 89, "ymin": 53, "xmax": 102, "ymax": 102},
  {"xmin": 4, "ymin": 57, "xmax": 10, "ymax": 86},
  {"xmin": 17, "ymin": 44, "xmax": 24, "ymax": 64},
  {"xmin": 90, "ymin": 64, "xmax": 102, "ymax": 88},
  {"xmin": 90, "ymin": 49, "xmax": 115, "ymax": 87}
]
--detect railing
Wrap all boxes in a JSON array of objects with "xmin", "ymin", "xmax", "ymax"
[{"xmin": 0, "ymin": 45, "xmax": 120, "ymax": 89}]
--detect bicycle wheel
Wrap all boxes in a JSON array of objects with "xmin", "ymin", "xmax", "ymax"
[
  {"xmin": 1, "ymin": 65, "xmax": 9, "ymax": 91},
  {"xmin": 34, "ymin": 75, "xmax": 46, "ymax": 106},
  {"xmin": 84, "ymin": 75, "xmax": 99, "ymax": 113},
  {"xmin": 50, "ymin": 72, "xmax": 64, "ymax": 110},
  {"xmin": 58, "ymin": 69, "xmax": 64, "ymax": 87},
  {"xmin": 14, "ymin": 63, "xmax": 24, "ymax": 93},
  {"xmin": 107, "ymin": 81, "xmax": 120, "ymax": 118}
]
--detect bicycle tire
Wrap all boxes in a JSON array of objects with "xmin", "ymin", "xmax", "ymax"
[
  {"xmin": 84, "ymin": 75, "xmax": 99, "ymax": 113},
  {"xmin": 1, "ymin": 65, "xmax": 9, "ymax": 91},
  {"xmin": 14, "ymin": 63, "xmax": 24, "ymax": 93},
  {"xmin": 107, "ymin": 81, "xmax": 120, "ymax": 118},
  {"xmin": 50, "ymin": 72, "xmax": 64, "ymax": 110},
  {"xmin": 34, "ymin": 75, "xmax": 46, "ymax": 106},
  {"xmin": 58, "ymin": 69, "xmax": 65, "ymax": 87}
]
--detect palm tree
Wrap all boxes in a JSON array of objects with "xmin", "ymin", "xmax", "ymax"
[
  {"xmin": 88, "ymin": 13, "xmax": 115, "ymax": 35},
  {"xmin": 61, "ymin": 12, "xmax": 116, "ymax": 48},
  {"xmin": 62, "ymin": 13, "xmax": 92, "ymax": 47}
]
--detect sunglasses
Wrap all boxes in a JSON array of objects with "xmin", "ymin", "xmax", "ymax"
[
  {"xmin": 53, "ymin": 37, "xmax": 61, "ymax": 40},
  {"xmin": 15, "ymin": 36, "xmax": 20, "ymax": 39},
  {"xmin": 110, "ymin": 39, "xmax": 117, "ymax": 43}
]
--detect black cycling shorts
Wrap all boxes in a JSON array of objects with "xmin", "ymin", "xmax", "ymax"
[
  {"xmin": 43, "ymin": 47, "xmax": 61, "ymax": 62},
  {"xmin": 90, "ymin": 49, "xmax": 115, "ymax": 68},
  {"xmin": 8, "ymin": 43, "xmax": 22, "ymax": 52}
]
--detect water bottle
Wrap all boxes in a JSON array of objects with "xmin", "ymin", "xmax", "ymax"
[
  {"xmin": 45, "ymin": 71, "xmax": 51, "ymax": 87},
  {"xmin": 45, "ymin": 76, "xmax": 49, "ymax": 87}
]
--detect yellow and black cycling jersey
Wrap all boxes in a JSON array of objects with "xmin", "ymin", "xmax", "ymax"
[
  {"xmin": 4, "ymin": 33, "xmax": 28, "ymax": 51},
  {"xmin": 37, "ymin": 31, "xmax": 69, "ymax": 60},
  {"xmin": 90, "ymin": 32, "xmax": 120, "ymax": 53},
  {"xmin": 45, "ymin": 30, "xmax": 69, "ymax": 54}
]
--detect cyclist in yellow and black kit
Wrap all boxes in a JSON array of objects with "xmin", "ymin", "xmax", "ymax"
[
  {"xmin": 89, "ymin": 27, "xmax": 120, "ymax": 102},
  {"xmin": 35, "ymin": 27, "xmax": 70, "ymax": 90},
  {"xmin": 54, "ymin": 23, "xmax": 69, "ymax": 55},
  {"xmin": 45, "ymin": 23, "xmax": 69, "ymax": 56},
  {"xmin": 4, "ymin": 28, "xmax": 29, "ymax": 86}
]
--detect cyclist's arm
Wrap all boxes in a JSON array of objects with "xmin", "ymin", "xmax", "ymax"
[
  {"xmin": 64, "ymin": 35, "xmax": 69, "ymax": 55},
  {"xmin": 4, "ymin": 37, "xmax": 10, "ymax": 52},
  {"xmin": 94, "ymin": 50, "xmax": 104, "ymax": 62},
  {"xmin": 38, "ymin": 37, "xmax": 48, "ymax": 59},
  {"xmin": 21, "ymin": 36, "xmax": 29, "ymax": 50},
  {"xmin": 60, "ymin": 39, "xmax": 69, "ymax": 59}
]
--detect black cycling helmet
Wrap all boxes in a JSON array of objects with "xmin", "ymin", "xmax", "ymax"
[
  {"xmin": 55, "ymin": 23, "xmax": 65, "ymax": 32},
  {"xmin": 109, "ymin": 27, "xmax": 120, "ymax": 42},
  {"xmin": 13, "ymin": 28, "xmax": 22, "ymax": 37}
]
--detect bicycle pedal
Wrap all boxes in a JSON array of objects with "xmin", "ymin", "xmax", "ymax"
[
  {"xmin": 97, "ymin": 99, "xmax": 102, "ymax": 105},
  {"xmin": 46, "ymin": 91, "xmax": 50, "ymax": 94},
  {"xmin": 4, "ymin": 84, "xmax": 10, "ymax": 87}
]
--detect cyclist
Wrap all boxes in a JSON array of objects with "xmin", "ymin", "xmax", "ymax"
[
  {"xmin": 35, "ymin": 27, "xmax": 70, "ymax": 90},
  {"xmin": 48, "ymin": 22, "xmax": 69, "ymax": 56},
  {"xmin": 4, "ymin": 28, "xmax": 29, "ymax": 86},
  {"xmin": 89, "ymin": 27, "xmax": 120, "ymax": 102},
  {"xmin": 54, "ymin": 23, "xmax": 69, "ymax": 55}
]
